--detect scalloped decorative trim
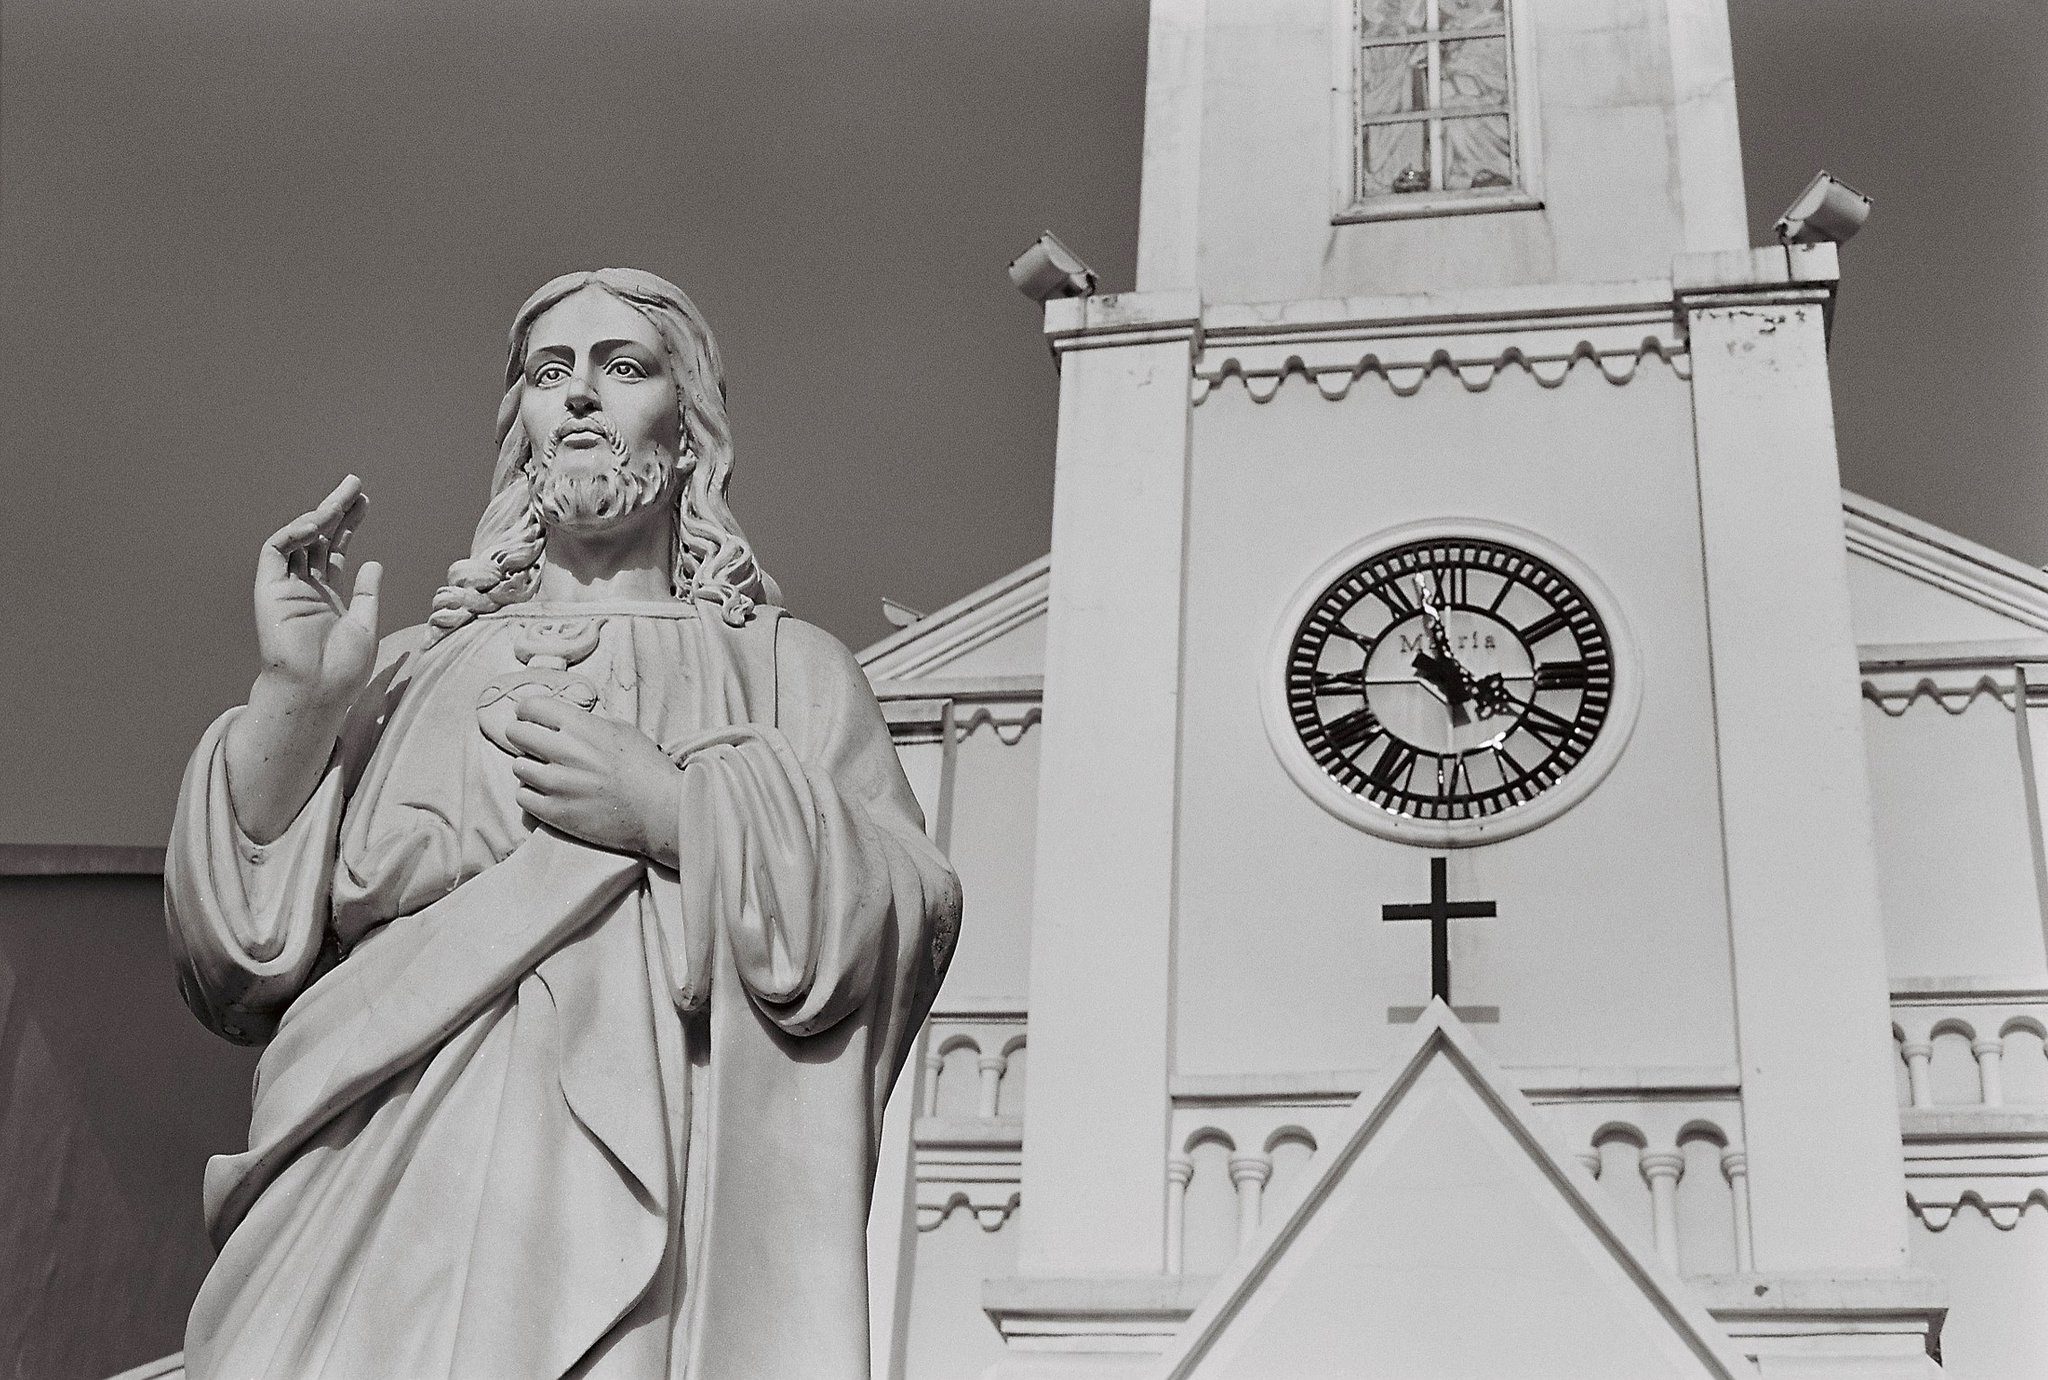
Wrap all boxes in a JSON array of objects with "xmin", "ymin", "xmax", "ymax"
[
  {"xmin": 1908, "ymin": 1189, "xmax": 2048, "ymax": 1232},
  {"xmin": 1862, "ymin": 675, "xmax": 2016, "ymax": 718},
  {"xmin": 956, "ymin": 702, "xmax": 1041, "ymax": 746},
  {"xmin": 1193, "ymin": 333, "xmax": 1689, "ymax": 403},
  {"xmin": 916, "ymin": 1189, "xmax": 1020, "ymax": 1233}
]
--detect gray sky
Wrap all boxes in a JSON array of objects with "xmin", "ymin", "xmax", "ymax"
[{"xmin": 3, "ymin": 0, "xmax": 2042, "ymax": 846}]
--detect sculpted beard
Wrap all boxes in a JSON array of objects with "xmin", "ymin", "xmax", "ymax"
[{"xmin": 529, "ymin": 418, "xmax": 674, "ymax": 529}]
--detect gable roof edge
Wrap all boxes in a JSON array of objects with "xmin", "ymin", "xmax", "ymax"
[
  {"xmin": 1155, "ymin": 1002, "xmax": 1751, "ymax": 1380},
  {"xmin": 856, "ymin": 554, "xmax": 1051, "ymax": 680},
  {"xmin": 1843, "ymin": 490, "xmax": 2048, "ymax": 635}
]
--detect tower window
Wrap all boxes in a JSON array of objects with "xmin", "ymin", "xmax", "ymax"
[{"xmin": 1348, "ymin": 0, "xmax": 1526, "ymax": 215}]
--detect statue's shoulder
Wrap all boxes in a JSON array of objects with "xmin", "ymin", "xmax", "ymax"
[{"xmin": 768, "ymin": 613, "xmax": 865, "ymax": 682}]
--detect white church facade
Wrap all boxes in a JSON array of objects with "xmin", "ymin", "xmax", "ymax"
[{"xmin": 857, "ymin": 2, "xmax": 2048, "ymax": 1376}]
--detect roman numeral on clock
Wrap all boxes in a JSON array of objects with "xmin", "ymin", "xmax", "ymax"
[
  {"xmin": 1519, "ymin": 610, "xmax": 1568, "ymax": 646},
  {"xmin": 1368, "ymin": 740, "xmax": 1419, "ymax": 787},
  {"xmin": 1324, "ymin": 705, "xmax": 1383, "ymax": 755},
  {"xmin": 1519, "ymin": 700, "xmax": 1579, "ymax": 748},
  {"xmin": 1533, "ymin": 660, "xmax": 1591, "ymax": 691}
]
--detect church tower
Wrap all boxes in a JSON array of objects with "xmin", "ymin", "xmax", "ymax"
[{"xmin": 990, "ymin": 0, "xmax": 1942, "ymax": 1372}]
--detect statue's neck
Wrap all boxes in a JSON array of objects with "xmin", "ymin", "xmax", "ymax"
[{"xmin": 533, "ymin": 504, "xmax": 676, "ymax": 605}]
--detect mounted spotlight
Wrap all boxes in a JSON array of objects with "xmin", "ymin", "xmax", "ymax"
[
  {"xmin": 1008, "ymin": 231, "xmax": 1098, "ymax": 303},
  {"xmin": 1774, "ymin": 171, "xmax": 1873, "ymax": 246}
]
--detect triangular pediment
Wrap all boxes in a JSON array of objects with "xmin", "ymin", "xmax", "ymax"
[
  {"xmin": 1154, "ymin": 1003, "xmax": 1751, "ymax": 1380},
  {"xmin": 1844, "ymin": 491, "xmax": 2048, "ymax": 646},
  {"xmin": 857, "ymin": 556, "xmax": 1048, "ymax": 683}
]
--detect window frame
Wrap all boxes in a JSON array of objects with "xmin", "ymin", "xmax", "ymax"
[{"xmin": 1329, "ymin": 0, "xmax": 1544, "ymax": 224}]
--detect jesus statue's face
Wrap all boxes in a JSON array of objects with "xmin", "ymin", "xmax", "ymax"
[{"xmin": 518, "ymin": 285, "xmax": 684, "ymax": 535}]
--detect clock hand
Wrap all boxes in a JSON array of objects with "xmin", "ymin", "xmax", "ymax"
[
  {"xmin": 1413, "ymin": 577, "xmax": 1485, "ymax": 723},
  {"xmin": 1411, "ymin": 649, "xmax": 1473, "ymax": 727},
  {"xmin": 1471, "ymin": 671, "xmax": 1515, "ymax": 720},
  {"xmin": 1414, "ymin": 577, "xmax": 1454, "ymax": 652}
]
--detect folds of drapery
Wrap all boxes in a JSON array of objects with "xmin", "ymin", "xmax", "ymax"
[
  {"xmin": 165, "ymin": 710, "xmax": 346, "ymax": 1047},
  {"xmin": 163, "ymin": 610, "xmax": 961, "ymax": 1380}
]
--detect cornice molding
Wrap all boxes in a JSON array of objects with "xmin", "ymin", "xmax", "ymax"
[
  {"xmin": 1901, "ymin": 1107, "xmax": 2048, "ymax": 1231},
  {"xmin": 1192, "ymin": 283, "xmax": 1687, "ymax": 403},
  {"xmin": 914, "ymin": 1115, "xmax": 1021, "ymax": 1232},
  {"xmin": 1845, "ymin": 492, "xmax": 2048, "ymax": 636},
  {"xmin": 857, "ymin": 556, "xmax": 1049, "ymax": 682},
  {"xmin": 1672, "ymin": 243, "xmax": 1840, "ymax": 300},
  {"xmin": 1042, "ymin": 290, "xmax": 1203, "ymax": 355},
  {"xmin": 1893, "ymin": 977, "xmax": 2048, "ymax": 1005},
  {"xmin": 981, "ymin": 1274, "xmax": 1216, "ymax": 1352}
]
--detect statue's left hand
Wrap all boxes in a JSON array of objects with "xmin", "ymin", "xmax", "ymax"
[{"xmin": 504, "ymin": 697, "xmax": 683, "ymax": 869}]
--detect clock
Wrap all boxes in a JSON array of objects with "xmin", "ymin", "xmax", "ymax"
[{"xmin": 1264, "ymin": 520, "xmax": 1639, "ymax": 846}]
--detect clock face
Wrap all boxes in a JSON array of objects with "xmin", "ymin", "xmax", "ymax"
[{"xmin": 1282, "ymin": 535, "xmax": 1616, "ymax": 825}]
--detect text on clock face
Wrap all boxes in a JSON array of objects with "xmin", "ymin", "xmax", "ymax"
[
  {"xmin": 1393, "ymin": 628, "xmax": 1498, "ymax": 654},
  {"xmin": 1283, "ymin": 537, "xmax": 1615, "ymax": 823}
]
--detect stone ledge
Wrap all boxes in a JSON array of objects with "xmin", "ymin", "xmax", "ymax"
[
  {"xmin": 871, "ymin": 674, "xmax": 1044, "ymax": 703},
  {"xmin": 1692, "ymin": 1272, "xmax": 1948, "ymax": 1368},
  {"xmin": 1861, "ymin": 646, "xmax": 2048, "ymax": 678},
  {"xmin": 1689, "ymin": 1271, "xmax": 1947, "ymax": 1317},
  {"xmin": 1042, "ymin": 291, "xmax": 1203, "ymax": 353},
  {"xmin": 984, "ymin": 1274, "xmax": 1216, "ymax": 1316},
  {"xmin": 982, "ymin": 1274, "xmax": 1217, "ymax": 1351},
  {"xmin": 1900, "ymin": 1108, "xmax": 2048, "ymax": 1142},
  {"xmin": 1197, "ymin": 277, "xmax": 1676, "ymax": 340},
  {"xmin": 1672, "ymin": 242, "xmax": 1839, "ymax": 294},
  {"xmin": 983, "ymin": 1271, "xmax": 1947, "ymax": 1364},
  {"xmin": 916, "ymin": 1115, "xmax": 1024, "ymax": 1151}
]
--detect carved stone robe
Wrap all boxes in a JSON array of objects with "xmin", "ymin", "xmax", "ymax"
[{"xmin": 166, "ymin": 602, "xmax": 960, "ymax": 1379}]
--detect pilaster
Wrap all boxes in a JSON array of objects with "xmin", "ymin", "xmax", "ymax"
[
  {"xmin": 1679, "ymin": 244, "xmax": 1910, "ymax": 1272},
  {"xmin": 1016, "ymin": 292, "xmax": 1200, "ymax": 1281}
]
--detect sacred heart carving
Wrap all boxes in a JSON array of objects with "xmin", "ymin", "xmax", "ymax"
[{"xmin": 476, "ymin": 617, "xmax": 606, "ymax": 754}]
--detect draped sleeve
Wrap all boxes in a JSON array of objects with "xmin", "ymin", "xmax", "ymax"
[
  {"xmin": 666, "ymin": 616, "xmax": 963, "ymax": 1378},
  {"xmin": 165, "ymin": 640, "xmax": 415, "ymax": 1045},
  {"xmin": 658, "ymin": 617, "xmax": 960, "ymax": 1045}
]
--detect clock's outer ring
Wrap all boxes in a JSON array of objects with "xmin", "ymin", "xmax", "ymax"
[{"xmin": 1261, "ymin": 517, "xmax": 1642, "ymax": 849}]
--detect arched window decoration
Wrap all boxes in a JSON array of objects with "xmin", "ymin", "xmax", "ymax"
[{"xmin": 1345, "ymin": 0, "xmax": 1534, "ymax": 219}]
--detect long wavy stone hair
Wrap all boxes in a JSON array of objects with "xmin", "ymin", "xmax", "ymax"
[{"xmin": 424, "ymin": 268, "xmax": 776, "ymax": 644}]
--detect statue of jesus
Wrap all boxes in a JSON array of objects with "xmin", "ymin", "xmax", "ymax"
[{"xmin": 166, "ymin": 267, "xmax": 962, "ymax": 1379}]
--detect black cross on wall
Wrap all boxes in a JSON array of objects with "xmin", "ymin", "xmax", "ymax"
[{"xmin": 1382, "ymin": 856, "xmax": 1501, "ymax": 1024}]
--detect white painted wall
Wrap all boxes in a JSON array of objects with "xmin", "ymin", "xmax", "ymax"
[
  {"xmin": 1850, "ymin": 560, "xmax": 2048, "ymax": 646},
  {"xmin": 1864, "ymin": 702, "xmax": 2047, "ymax": 982},
  {"xmin": 1906, "ymin": 1209, "xmax": 2048, "ymax": 1379},
  {"xmin": 903, "ymin": 1208, "xmax": 1019, "ymax": 1378},
  {"xmin": 1176, "ymin": 362, "xmax": 1736, "ymax": 1074},
  {"xmin": 940, "ymin": 724, "xmax": 1042, "ymax": 1003}
]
